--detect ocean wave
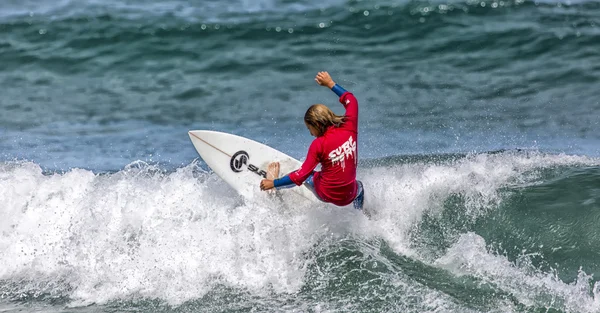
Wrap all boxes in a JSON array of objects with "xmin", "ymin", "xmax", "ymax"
[{"xmin": 1, "ymin": 151, "xmax": 599, "ymax": 311}]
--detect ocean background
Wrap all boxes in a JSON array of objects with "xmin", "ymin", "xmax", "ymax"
[{"xmin": 1, "ymin": 0, "xmax": 600, "ymax": 312}]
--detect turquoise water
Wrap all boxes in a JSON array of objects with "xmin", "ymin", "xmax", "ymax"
[{"xmin": 1, "ymin": 0, "xmax": 600, "ymax": 312}]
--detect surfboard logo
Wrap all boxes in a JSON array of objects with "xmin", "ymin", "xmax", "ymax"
[
  {"xmin": 230, "ymin": 151, "xmax": 249, "ymax": 172},
  {"xmin": 230, "ymin": 150, "xmax": 267, "ymax": 178}
]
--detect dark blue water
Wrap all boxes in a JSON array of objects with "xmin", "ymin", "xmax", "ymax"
[{"xmin": 1, "ymin": 0, "xmax": 600, "ymax": 312}]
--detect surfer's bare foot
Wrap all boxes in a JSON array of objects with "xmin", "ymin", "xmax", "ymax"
[
  {"xmin": 262, "ymin": 162, "xmax": 280, "ymax": 194},
  {"xmin": 267, "ymin": 162, "xmax": 280, "ymax": 180}
]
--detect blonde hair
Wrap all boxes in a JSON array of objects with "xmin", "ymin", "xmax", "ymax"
[{"xmin": 304, "ymin": 104, "xmax": 346, "ymax": 137}]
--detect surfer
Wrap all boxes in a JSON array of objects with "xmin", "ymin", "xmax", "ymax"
[{"xmin": 260, "ymin": 71, "xmax": 364, "ymax": 211}]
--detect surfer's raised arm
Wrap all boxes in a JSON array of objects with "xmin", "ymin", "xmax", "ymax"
[{"xmin": 315, "ymin": 72, "xmax": 358, "ymax": 129}]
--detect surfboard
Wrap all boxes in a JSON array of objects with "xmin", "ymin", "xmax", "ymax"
[{"xmin": 188, "ymin": 130, "xmax": 320, "ymax": 202}]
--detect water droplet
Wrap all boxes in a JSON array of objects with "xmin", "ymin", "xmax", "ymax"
[
  {"xmin": 275, "ymin": 27, "xmax": 282, "ymax": 32},
  {"xmin": 363, "ymin": 10, "xmax": 370, "ymax": 16},
  {"xmin": 480, "ymin": 2, "xmax": 486, "ymax": 7},
  {"xmin": 39, "ymin": 29, "xmax": 47, "ymax": 35},
  {"xmin": 319, "ymin": 22, "xmax": 326, "ymax": 28},
  {"xmin": 201, "ymin": 24, "xmax": 207, "ymax": 30},
  {"xmin": 288, "ymin": 28, "xmax": 294, "ymax": 33},
  {"xmin": 492, "ymin": 2, "xmax": 498, "ymax": 8}
]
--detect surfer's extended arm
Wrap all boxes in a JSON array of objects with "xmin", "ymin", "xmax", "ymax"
[
  {"xmin": 259, "ymin": 175, "xmax": 295, "ymax": 191},
  {"xmin": 273, "ymin": 175, "xmax": 295, "ymax": 189},
  {"xmin": 260, "ymin": 139, "xmax": 321, "ymax": 191},
  {"xmin": 260, "ymin": 171, "xmax": 295, "ymax": 191},
  {"xmin": 315, "ymin": 71, "xmax": 348, "ymax": 98},
  {"xmin": 315, "ymin": 71, "xmax": 358, "ymax": 129},
  {"xmin": 288, "ymin": 138, "xmax": 321, "ymax": 186}
]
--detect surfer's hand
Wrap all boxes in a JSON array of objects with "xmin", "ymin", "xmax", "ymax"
[
  {"xmin": 260, "ymin": 179, "xmax": 274, "ymax": 191},
  {"xmin": 315, "ymin": 71, "xmax": 335, "ymax": 89}
]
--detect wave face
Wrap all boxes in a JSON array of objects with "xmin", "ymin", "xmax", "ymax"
[{"xmin": 1, "ymin": 151, "xmax": 600, "ymax": 312}]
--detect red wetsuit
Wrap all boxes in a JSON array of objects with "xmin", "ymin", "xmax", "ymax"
[{"xmin": 288, "ymin": 91, "xmax": 358, "ymax": 206}]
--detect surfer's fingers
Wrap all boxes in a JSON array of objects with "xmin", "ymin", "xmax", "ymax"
[
  {"xmin": 260, "ymin": 179, "xmax": 269, "ymax": 191},
  {"xmin": 315, "ymin": 74, "xmax": 326, "ymax": 84},
  {"xmin": 316, "ymin": 72, "xmax": 331, "ymax": 85}
]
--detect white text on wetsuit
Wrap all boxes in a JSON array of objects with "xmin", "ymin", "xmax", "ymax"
[{"xmin": 328, "ymin": 136, "xmax": 356, "ymax": 171}]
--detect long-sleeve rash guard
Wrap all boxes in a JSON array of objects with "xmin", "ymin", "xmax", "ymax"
[{"xmin": 275, "ymin": 84, "xmax": 359, "ymax": 206}]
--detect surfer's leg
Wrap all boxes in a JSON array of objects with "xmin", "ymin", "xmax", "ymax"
[
  {"xmin": 303, "ymin": 173, "xmax": 324, "ymax": 201},
  {"xmin": 353, "ymin": 181, "xmax": 365, "ymax": 211}
]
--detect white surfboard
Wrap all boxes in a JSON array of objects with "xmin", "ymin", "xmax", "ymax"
[{"xmin": 188, "ymin": 130, "xmax": 320, "ymax": 202}]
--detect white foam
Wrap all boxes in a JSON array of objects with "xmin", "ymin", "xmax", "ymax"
[
  {"xmin": 0, "ymin": 160, "xmax": 360, "ymax": 305},
  {"xmin": 362, "ymin": 151, "xmax": 598, "ymax": 254},
  {"xmin": 435, "ymin": 232, "xmax": 600, "ymax": 312},
  {"xmin": 1, "ymin": 151, "xmax": 598, "ymax": 308},
  {"xmin": 356, "ymin": 151, "xmax": 600, "ymax": 310}
]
